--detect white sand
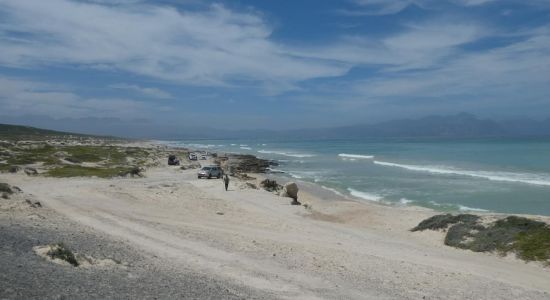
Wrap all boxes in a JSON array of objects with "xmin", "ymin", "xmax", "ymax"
[{"xmin": 2, "ymin": 165, "xmax": 550, "ymax": 299}]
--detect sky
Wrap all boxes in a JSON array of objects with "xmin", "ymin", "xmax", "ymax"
[{"xmin": 0, "ymin": 0, "xmax": 549, "ymax": 133}]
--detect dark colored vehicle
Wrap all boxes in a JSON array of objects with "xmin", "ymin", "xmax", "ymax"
[
  {"xmin": 197, "ymin": 166, "xmax": 222, "ymax": 179},
  {"xmin": 168, "ymin": 155, "xmax": 180, "ymax": 166}
]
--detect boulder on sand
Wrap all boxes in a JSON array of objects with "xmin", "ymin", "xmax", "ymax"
[
  {"xmin": 282, "ymin": 182, "xmax": 300, "ymax": 205},
  {"xmin": 24, "ymin": 167, "xmax": 38, "ymax": 176}
]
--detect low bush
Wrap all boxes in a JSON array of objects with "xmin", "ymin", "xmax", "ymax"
[
  {"xmin": 46, "ymin": 165, "xmax": 138, "ymax": 178},
  {"xmin": 414, "ymin": 214, "xmax": 550, "ymax": 264},
  {"xmin": 411, "ymin": 214, "xmax": 479, "ymax": 232},
  {"xmin": 47, "ymin": 243, "xmax": 79, "ymax": 267},
  {"xmin": 260, "ymin": 179, "xmax": 282, "ymax": 192}
]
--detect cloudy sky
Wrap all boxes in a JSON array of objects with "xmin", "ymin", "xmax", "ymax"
[{"xmin": 0, "ymin": 0, "xmax": 549, "ymax": 132}]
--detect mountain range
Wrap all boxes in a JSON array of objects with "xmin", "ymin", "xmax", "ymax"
[{"xmin": 1, "ymin": 113, "xmax": 550, "ymax": 140}]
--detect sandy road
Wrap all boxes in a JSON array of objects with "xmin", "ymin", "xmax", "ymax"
[{"xmin": 12, "ymin": 167, "xmax": 550, "ymax": 299}]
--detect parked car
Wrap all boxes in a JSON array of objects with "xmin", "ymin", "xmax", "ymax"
[
  {"xmin": 197, "ymin": 166, "xmax": 222, "ymax": 179},
  {"xmin": 168, "ymin": 155, "xmax": 180, "ymax": 166},
  {"xmin": 189, "ymin": 153, "xmax": 197, "ymax": 160}
]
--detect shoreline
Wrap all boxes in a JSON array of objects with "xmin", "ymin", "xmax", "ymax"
[
  {"xmin": 165, "ymin": 140, "xmax": 550, "ymax": 217},
  {"xmin": 2, "ymin": 138, "xmax": 550, "ymax": 299},
  {"xmin": 174, "ymin": 140, "xmax": 550, "ymax": 221}
]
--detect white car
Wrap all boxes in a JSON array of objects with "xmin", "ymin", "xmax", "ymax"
[{"xmin": 197, "ymin": 166, "xmax": 222, "ymax": 179}]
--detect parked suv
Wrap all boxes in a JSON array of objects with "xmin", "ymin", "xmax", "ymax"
[{"xmin": 197, "ymin": 166, "xmax": 222, "ymax": 179}]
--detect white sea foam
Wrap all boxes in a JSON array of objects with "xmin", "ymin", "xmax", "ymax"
[
  {"xmin": 347, "ymin": 188, "xmax": 383, "ymax": 202},
  {"xmin": 184, "ymin": 143, "xmax": 217, "ymax": 149},
  {"xmin": 257, "ymin": 150, "xmax": 315, "ymax": 158},
  {"xmin": 373, "ymin": 160, "xmax": 550, "ymax": 187},
  {"xmin": 267, "ymin": 168, "xmax": 285, "ymax": 174},
  {"xmin": 288, "ymin": 172, "xmax": 303, "ymax": 179},
  {"xmin": 240, "ymin": 146, "xmax": 252, "ymax": 150},
  {"xmin": 338, "ymin": 153, "xmax": 374, "ymax": 159},
  {"xmin": 399, "ymin": 198, "xmax": 413, "ymax": 205},
  {"xmin": 458, "ymin": 205, "xmax": 489, "ymax": 212},
  {"xmin": 286, "ymin": 170, "xmax": 325, "ymax": 180},
  {"xmin": 320, "ymin": 185, "xmax": 345, "ymax": 197}
]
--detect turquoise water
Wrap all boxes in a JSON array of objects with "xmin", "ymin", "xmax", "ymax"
[{"xmin": 163, "ymin": 138, "xmax": 550, "ymax": 216}]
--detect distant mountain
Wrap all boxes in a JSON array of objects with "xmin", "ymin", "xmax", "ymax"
[
  {"xmin": 2, "ymin": 113, "xmax": 550, "ymax": 140},
  {"xmin": 286, "ymin": 113, "xmax": 550, "ymax": 139},
  {"xmin": 319, "ymin": 113, "xmax": 508, "ymax": 139},
  {"xmin": 0, "ymin": 123, "xmax": 116, "ymax": 140}
]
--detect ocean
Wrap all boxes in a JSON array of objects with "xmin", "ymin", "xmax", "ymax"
[{"xmin": 161, "ymin": 138, "xmax": 550, "ymax": 216}]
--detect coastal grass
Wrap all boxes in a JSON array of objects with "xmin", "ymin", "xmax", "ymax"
[
  {"xmin": 65, "ymin": 145, "xmax": 127, "ymax": 164},
  {"xmin": 414, "ymin": 214, "xmax": 550, "ymax": 264},
  {"xmin": 6, "ymin": 144, "xmax": 58, "ymax": 165},
  {"xmin": 0, "ymin": 163, "xmax": 12, "ymax": 173},
  {"xmin": 46, "ymin": 165, "xmax": 138, "ymax": 178},
  {"xmin": 47, "ymin": 243, "xmax": 79, "ymax": 267}
]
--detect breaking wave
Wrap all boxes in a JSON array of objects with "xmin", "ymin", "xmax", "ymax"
[
  {"xmin": 373, "ymin": 161, "xmax": 550, "ymax": 187},
  {"xmin": 338, "ymin": 153, "xmax": 374, "ymax": 159},
  {"xmin": 258, "ymin": 150, "xmax": 315, "ymax": 158},
  {"xmin": 347, "ymin": 188, "xmax": 383, "ymax": 202}
]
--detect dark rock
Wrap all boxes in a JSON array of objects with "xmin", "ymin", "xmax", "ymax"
[
  {"xmin": 234, "ymin": 173, "xmax": 255, "ymax": 181},
  {"xmin": 64, "ymin": 157, "xmax": 81, "ymax": 164},
  {"xmin": 245, "ymin": 182, "xmax": 258, "ymax": 189},
  {"xmin": 260, "ymin": 179, "xmax": 282, "ymax": 192},
  {"xmin": 282, "ymin": 182, "xmax": 299, "ymax": 200},
  {"xmin": 0, "ymin": 182, "xmax": 13, "ymax": 194},
  {"xmin": 120, "ymin": 167, "xmax": 144, "ymax": 178},
  {"xmin": 26, "ymin": 199, "xmax": 42, "ymax": 208},
  {"xmin": 24, "ymin": 167, "xmax": 38, "ymax": 176},
  {"xmin": 223, "ymin": 154, "xmax": 277, "ymax": 174}
]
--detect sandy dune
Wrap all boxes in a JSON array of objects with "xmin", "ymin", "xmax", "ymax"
[{"xmin": 3, "ymin": 166, "xmax": 550, "ymax": 299}]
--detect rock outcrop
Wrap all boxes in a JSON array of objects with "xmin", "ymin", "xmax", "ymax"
[
  {"xmin": 221, "ymin": 154, "xmax": 277, "ymax": 174},
  {"xmin": 282, "ymin": 182, "xmax": 300, "ymax": 205}
]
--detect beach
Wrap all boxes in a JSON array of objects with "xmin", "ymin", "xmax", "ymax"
[{"xmin": 1, "ymin": 141, "xmax": 550, "ymax": 299}]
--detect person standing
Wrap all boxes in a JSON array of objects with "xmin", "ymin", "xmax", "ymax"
[{"xmin": 223, "ymin": 174, "xmax": 230, "ymax": 191}]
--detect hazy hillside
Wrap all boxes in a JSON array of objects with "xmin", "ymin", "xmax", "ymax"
[
  {"xmin": 0, "ymin": 124, "xmax": 117, "ymax": 141},
  {"xmin": 2, "ymin": 113, "xmax": 550, "ymax": 140}
]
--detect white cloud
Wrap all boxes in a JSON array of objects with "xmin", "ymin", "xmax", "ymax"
[
  {"xmin": 346, "ymin": 0, "xmax": 499, "ymax": 15},
  {"xmin": 453, "ymin": 0, "xmax": 496, "ymax": 6},
  {"xmin": 109, "ymin": 83, "xmax": 173, "ymax": 99},
  {"xmin": 0, "ymin": 0, "xmax": 349, "ymax": 94},
  {"xmin": 0, "ymin": 77, "xmax": 159, "ymax": 119},
  {"xmin": 287, "ymin": 20, "xmax": 486, "ymax": 72}
]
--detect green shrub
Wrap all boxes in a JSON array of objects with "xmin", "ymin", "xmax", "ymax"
[
  {"xmin": 411, "ymin": 214, "xmax": 479, "ymax": 232},
  {"xmin": 414, "ymin": 215, "xmax": 550, "ymax": 263},
  {"xmin": 47, "ymin": 243, "xmax": 79, "ymax": 267},
  {"xmin": 46, "ymin": 165, "xmax": 136, "ymax": 178},
  {"xmin": 515, "ymin": 228, "xmax": 550, "ymax": 262}
]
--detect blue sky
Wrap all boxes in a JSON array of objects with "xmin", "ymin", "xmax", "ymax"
[{"xmin": 0, "ymin": 0, "xmax": 549, "ymax": 131}]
